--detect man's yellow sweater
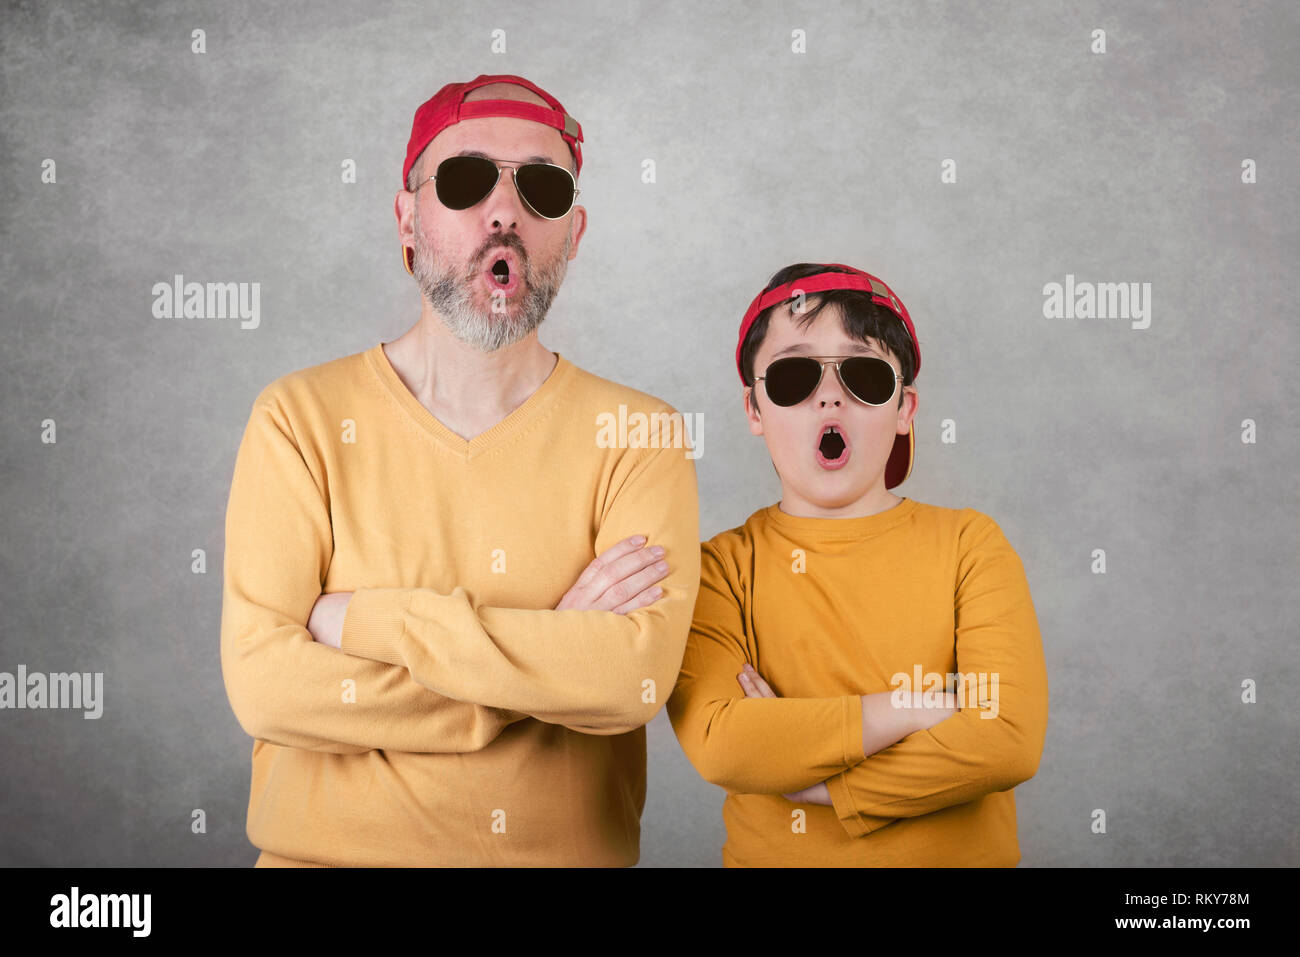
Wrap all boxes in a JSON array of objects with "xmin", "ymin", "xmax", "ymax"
[
  {"xmin": 219, "ymin": 343, "xmax": 700, "ymax": 866},
  {"xmin": 667, "ymin": 498, "xmax": 1048, "ymax": 866}
]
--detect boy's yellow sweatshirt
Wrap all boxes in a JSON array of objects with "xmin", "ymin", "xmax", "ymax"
[
  {"xmin": 219, "ymin": 343, "xmax": 700, "ymax": 866},
  {"xmin": 666, "ymin": 498, "xmax": 1048, "ymax": 867}
]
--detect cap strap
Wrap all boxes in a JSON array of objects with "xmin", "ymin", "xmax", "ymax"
[
  {"xmin": 456, "ymin": 99, "xmax": 584, "ymax": 142},
  {"xmin": 743, "ymin": 269, "xmax": 910, "ymax": 330},
  {"xmin": 735, "ymin": 266, "xmax": 921, "ymax": 384}
]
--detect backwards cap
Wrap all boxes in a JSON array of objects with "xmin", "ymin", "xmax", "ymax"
[{"xmin": 402, "ymin": 73, "xmax": 584, "ymax": 188}]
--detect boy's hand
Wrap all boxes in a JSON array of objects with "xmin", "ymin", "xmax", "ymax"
[
  {"xmin": 782, "ymin": 781, "xmax": 832, "ymax": 805},
  {"xmin": 737, "ymin": 661, "xmax": 777, "ymax": 697},
  {"xmin": 737, "ymin": 663, "xmax": 834, "ymax": 806},
  {"xmin": 555, "ymin": 535, "xmax": 670, "ymax": 614}
]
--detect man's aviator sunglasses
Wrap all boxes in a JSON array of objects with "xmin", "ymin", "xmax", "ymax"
[
  {"xmin": 414, "ymin": 154, "xmax": 579, "ymax": 220},
  {"xmin": 756, "ymin": 355, "xmax": 903, "ymax": 407}
]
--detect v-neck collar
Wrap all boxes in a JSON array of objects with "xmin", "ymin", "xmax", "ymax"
[{"xmin": 364, "ymin": 341, "xmax": 575, "ymax": 459}]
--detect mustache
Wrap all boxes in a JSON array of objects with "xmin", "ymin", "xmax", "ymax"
[{"xmin": 475, "ymin": 237, "xmax": 526, "ymax": 268}]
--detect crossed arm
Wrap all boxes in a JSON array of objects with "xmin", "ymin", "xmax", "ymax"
[
  {"xmin": 667, "ymin": 519, "xmax": 1049, "ymax": 838},
  {"xmin": 303, "ymin": 532, "xmax": 673, "ymax": 650},
  {"xmin": 219, "ymin": 398, "xmax": 501, "ymax": 754},
  {"xmin": 664, "ymin": 557, "xmax": 957, "ymax": 801},
  {"xmin": 220, "ymin": 394, "xmax": 699, "ymax": 755},
  {"xmin": 734, "ymin": 663, "xmax": 958, "ymax": 805}
]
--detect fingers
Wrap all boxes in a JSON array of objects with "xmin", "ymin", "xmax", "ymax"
[
  {"xmin": 559, "ymin": 535, "xmax": 673, "ymax": 614},
  {"xmin": 609, "ymin": 584, "xmax": 664, "ymax": 615},
  {"xmin": 745, "ymin": 663, "xmax": 778, "ymax": 697},
  {"xmin": 588, "ymin": 547, "xmax": 670, "ymax": 612},
  {"xmin": 737, "ymin": 663, "xmax": 778, "ymax": 698},
  {"xmin": 569, "ymin": 535, "xmax": 650, "ymax": 593}
]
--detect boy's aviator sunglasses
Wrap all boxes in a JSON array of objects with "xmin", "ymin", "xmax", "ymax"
[
  {"xmin": 756, "ymin": 355, "xmax": 903, "ymax": 407},
  {"xmin": 415, "ymin": 154, "xmax": 579, "ymax": 220}
]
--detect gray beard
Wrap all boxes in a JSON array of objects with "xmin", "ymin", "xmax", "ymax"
[{"xmin": 411, "ymin": 224, "xmax": 571, "ymax": 353}]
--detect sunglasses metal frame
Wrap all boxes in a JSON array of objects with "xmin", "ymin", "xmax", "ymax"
[
  {"xmin": 415, "ymin": 155, "xmax": 580, "ymax": 220},
  {"xmin": 755, "ymin": 355, "xmax": 903, "ymax": 407}
]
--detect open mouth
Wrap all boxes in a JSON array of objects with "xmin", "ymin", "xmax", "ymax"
[
  {"xmin": 815, "ymin": 423, "xmax": 850, "ymax": 470},
  {"xmin": 819, "ymin": 426, "xmax": 845, "ymax": 460},
  {"xmin": 481, "ymin": 249, "xmax": 521, "ymax": 296}
]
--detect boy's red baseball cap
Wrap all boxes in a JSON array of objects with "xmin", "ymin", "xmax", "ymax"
[
  {"xmin": 402, "ymin": 74, "xmax": 584, "ymax": 188},
  {"xmin": 737, "ymin": 264, "xmax": 921, "ymax": 489}
]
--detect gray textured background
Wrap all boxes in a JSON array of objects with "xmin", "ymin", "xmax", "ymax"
[{"xmin": 1, "ymin": 0, "xmax": 1297, "ymax": 867}]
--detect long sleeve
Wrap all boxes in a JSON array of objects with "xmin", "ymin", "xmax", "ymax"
[
  {"xmin": 666, "ymin": 542, "xmax": 868, "ymax": 794},
  {"xmin": 338, "ymin": 443, "xmax": 701, "ymax": 735},
  {"xmin": 825, "ymin": 513, "xmax": 1049, "ymax": 837},
  {"xmin": 220, "ymin": 392, "xmax": 526, "ymax": 754}
]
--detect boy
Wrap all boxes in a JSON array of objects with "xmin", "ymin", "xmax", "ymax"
[{"xmin": 666, "ymin": 262, "xmax": 1049, "ymax": 866}]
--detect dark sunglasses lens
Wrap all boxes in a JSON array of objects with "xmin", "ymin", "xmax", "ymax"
[
  {"xmin": 764, "ymin": 357, "xmax": 823, "ymax": 406},
  {"xmin": 435, "ymin": 156, "xmax": 499, "ymax": 210},
  {"xmin": 514, "ymin": 164, "xmax": 575, "ymax": 218},
  {"xmin": 840, "ymin": 357, "xmax": 897, "ymax": 404}
]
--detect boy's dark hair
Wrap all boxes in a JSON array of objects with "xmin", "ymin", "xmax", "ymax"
[{"xmin": 739, "ymin": 263, "xmax": 916, "ymax": 410}]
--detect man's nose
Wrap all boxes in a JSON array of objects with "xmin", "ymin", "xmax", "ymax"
[{"xmin": 481, "ymin": 167, "xmax": 526, "ymax": 226}]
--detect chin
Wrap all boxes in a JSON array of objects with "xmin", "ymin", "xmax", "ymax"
[{"xmin": 787, "ymin": 479, "xmax": 872, "ymax": 509}]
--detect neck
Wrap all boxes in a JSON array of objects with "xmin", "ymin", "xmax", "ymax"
[
  {"xmin": 778, "ymin": 484, "xmax": 903, "ymax": 519},
  {"xmin": 384, "ymin": 308, "xmax": 557, "ymax": 441}
]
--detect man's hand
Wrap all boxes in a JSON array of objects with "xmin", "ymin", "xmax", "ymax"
[
  {"xmin": 306, "ymin": 591, "xmax": 352, "ymax": 649},
  {"xmin": 555, "ymin": 535, "xmax": 670, "ymax": 614},
  {"xmin": 737, "ymin": 663, "xmax": 834, "ymax": 806}
]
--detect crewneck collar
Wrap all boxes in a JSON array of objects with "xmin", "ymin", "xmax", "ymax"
[{"xmin": 762, "ymin": 496, "xmax": 918, "ymax": 540}]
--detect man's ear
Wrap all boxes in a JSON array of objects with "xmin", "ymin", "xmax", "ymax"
[
  {"xmin": 565, "ymin": 204, "xmax": 588, "ymax": 261},
  {"xmin": 394, "ymin": 190, "xmax": 416, "ymax": 249}
]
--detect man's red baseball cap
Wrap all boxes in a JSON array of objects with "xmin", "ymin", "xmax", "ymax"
[
  {"xmin": 736, "ymin": 264, "xmax": 922, "ymax": 489},
  {"xmin": 402, "ymin": 73, "xmax": 584, "ymax": 189}
]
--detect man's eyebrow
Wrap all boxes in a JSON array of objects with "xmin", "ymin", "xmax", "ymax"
[
  {"xmin": 456, "ymin": 149, "xmax": 554, "ymax": 165},
  {"xmin": 770, "ymin": 341, "xmax": 880, "ymax": 358}
]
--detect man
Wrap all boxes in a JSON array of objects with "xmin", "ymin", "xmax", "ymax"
[{"xmin": 219, "ymin": 74, "xmax": 700, "ymax": 866}]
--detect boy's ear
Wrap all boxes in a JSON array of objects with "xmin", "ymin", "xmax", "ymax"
[
  {"xmin": 744, "ymin": 386, "xmax": 763, "ymax": 435},
  {"xmin": 897, "ymin": 385, "xmax": 918, "ymax": 431}
]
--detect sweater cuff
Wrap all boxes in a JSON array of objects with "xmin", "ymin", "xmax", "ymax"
[
  {"xmin": 340, "ymin": 588, "xmax": 410, "ymax": 665},
  {"xmin": 826, "ymin": 770, "xmax": 868, "ymax": 838}
]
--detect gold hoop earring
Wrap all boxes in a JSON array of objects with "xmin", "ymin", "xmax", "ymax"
[{"xmin": 401, "ymin": 245, "xmax": 414, "ymax": 276}]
